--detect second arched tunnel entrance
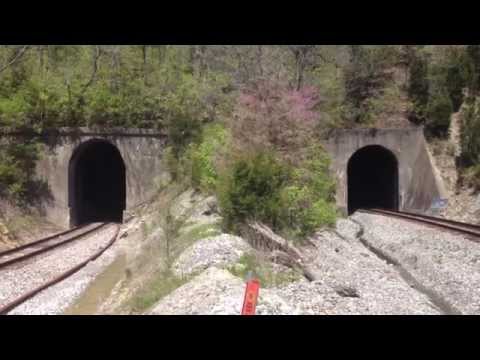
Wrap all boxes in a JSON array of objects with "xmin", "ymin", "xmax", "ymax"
[
  {"xmin": 347, "ymin": 145, "xmax": 399, "ymax": 215},
  {"xmin": 69, "ymin": 139, "xmax": 126, "ymax": 227}
]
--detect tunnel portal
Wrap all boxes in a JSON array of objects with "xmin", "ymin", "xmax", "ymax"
[
  {"xmin": 347, "ymin": 145, "xmax": 398, "ymax": 215},
  {"xmin": 69, "ymin": 139, "xmax": 126, "ymax": 226}
]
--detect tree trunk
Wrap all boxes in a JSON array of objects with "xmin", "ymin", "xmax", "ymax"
[{"xmin": 142, "ymin": 45, "xmax": 148, "ymax": 85}]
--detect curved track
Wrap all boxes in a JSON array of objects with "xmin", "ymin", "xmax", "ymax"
[
  {"xmin": 359, "ymin": 208, "xmax": 480, "ymax": 241},
  {"xmin": 0, "ymin": 223, "xmax": 120, "ymax": 315}
]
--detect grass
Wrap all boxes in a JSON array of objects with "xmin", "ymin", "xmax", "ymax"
[
  {"xmin": 176, "ymin": 222, "xmax": 221, "ymax": 246},
  {"xmin": 129, "ymin": 269, "xmax": 190, "ymax": 313},
  {"xmin": 122, "ymin": 186, "xmax": 224, "ymax": 313},
  {"xmin": 228, "ymin": 253, "xmax": 302, "ymax": 288}
]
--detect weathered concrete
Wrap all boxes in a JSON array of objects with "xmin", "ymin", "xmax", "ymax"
[
  {"xmin": 1, "ymin": 125, "xmax": 444, "ymax": 228},
  {"xmin": 324, "ymin": 127, "xmax": 446, "ymax": 215},
  {"xmin": 33, "ymin": 128, "xmax": 170, "ymax": 228}
]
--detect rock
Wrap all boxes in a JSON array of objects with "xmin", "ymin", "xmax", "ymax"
[
  {"xmin": 334, "ymin": 286, "xmax": 360, "ymax": 298},
  {"xmin": 472, "ymin": 194, "xmax": 480, "ymax": 213},
  {"xmin": 172, "ymin": 234, "xmax": 253, "ymax": 277},
  {"xmin": 150, "ymin": 267, "xmax": 299, "ymax": 315},
  {"xmin": 0, "ymin": 222, "xmax": 9, "ymax": 236}
]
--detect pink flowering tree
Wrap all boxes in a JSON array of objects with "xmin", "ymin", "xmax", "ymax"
[{"xmin": 231, "ymin": 80, "xmax": 322, "ymax": 163}]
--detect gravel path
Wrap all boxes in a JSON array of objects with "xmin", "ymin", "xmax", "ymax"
[
  {"xmin": 0, "ymin": 224, "xmax": 118, "ymax": 314},
  {"xmin": 353, "ymin": 212, "xmax": 480, "ymax": 314}
]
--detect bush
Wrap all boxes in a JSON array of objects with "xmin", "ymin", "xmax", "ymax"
[
  {"xmin": 0, "ymin": 139, "xmax": 41, "ymax": 203},
  {"xmin": 218, "ymin": 151, "xmax": 290, "ymax": 231},
  {"xmin": 408, "ymin": 55, "xmax": 430, "ymax": 108},
  {"xmin": 460, "ymin": 97, "xmax": 480, "ymax": 167},
  {"xmin": 189, "ymin": 123, "xmax": 230, "ymax": 192},
  {"xmin": 425, "ymin": 86, "xmax": 453, "ymax": 138},
  {"xmin": 217, "ymin": 145, "xmax": 336, "ymax": 239},
  {"xmin": 279, "ymin": 144, "xmax": 336, "ymax": 237},
  {"xmin": 166, "ymin": 115, "xmax": 203, "ymax": 159},
  {"xmin": 462, "ymin": 165, "xmax": 480, "ymax": 191}
]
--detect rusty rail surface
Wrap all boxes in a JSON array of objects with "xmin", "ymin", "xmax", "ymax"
[
  {"xmin": 0, "ymin": 223, "xmax": 90, "ymax": 258},
  {"xmin": 0, "ymin": 223, "xmax": 108, "ymax": 270},
  {"xmin": 360, "ymin": 208, "xmax": 480, "ymax": 241},
  {"xmin": 0, "ymin": 224, "xmax": 120, "ymax": 315}
]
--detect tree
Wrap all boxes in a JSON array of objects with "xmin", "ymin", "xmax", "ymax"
[
  {"xmin": 466, "ymin": 45, "xmax": 480, "ymax": 93},
  {"xmin": 288, "ymin": 45, "xmax": 317, "ymax": 90},
  {"xmin": 343, "ymin": 45, "xmax": 393, "ymax": 124},
  {"xmin": 425, "ymin": 85, "xmax": 453, "ymax": 138},
  {"xmin": 408, "ymin": 52, "xmax": 430, "ymax": 111},
  {"xmin": 460, "ymin": 98, "xmax": 480, "ymax": 166},
  {"xmin": 231, "ymin": 80, "xmax": 322, "ymax": 162}
]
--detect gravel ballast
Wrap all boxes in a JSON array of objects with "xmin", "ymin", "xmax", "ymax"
[
  {"xmin": 172, "ymin": 234, "xmax": 253, "ymax": 277},
  {"xmin": 149, "ymin": 218, "xmax": 442, "ymax": 315},
  {"xmin": 150, "ymin": 267, "xmax": 298, "ymax": 315},
  {"xmin": 352, "ymin": 212, "xmax": 480, "ymax": 314},
  {"xmin": 1, "ymin": 224, "xmax": 119, "ymax": 315},
  {"xmin": 291, "ymin": 219, "xmax": 441, "ymax": 315}
]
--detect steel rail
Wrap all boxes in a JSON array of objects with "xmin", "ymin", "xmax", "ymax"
[
  {"xmin": 0, "ymin": 224, "xmax": 120, "ymax": 315},
  {"xmin": 0, "ymin": 223, "xmax": 90, "ymax": 258},
  {"xmin": 0, "ymin": 223, "xmax": 108, "ymax": 270},
  {"xmin": 360, "ymin": 208, "xmax": 480, "ymax": 241}
]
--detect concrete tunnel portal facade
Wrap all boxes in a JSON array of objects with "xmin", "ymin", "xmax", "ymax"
[
  {"xmin": 68, "ymin": 139, "xmax": 126, "ymax": 226},
  {"xmin": 26, "ymin": 127, "xmax": 444, "ymax": 228},
  {"xmin": 325, "ymin": 128, "xmax": 445, "ymax": 216}
]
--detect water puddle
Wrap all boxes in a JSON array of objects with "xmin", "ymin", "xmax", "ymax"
[{"xmin": 63, "ymin": 253, "xmax": 127, "ymax": 315}]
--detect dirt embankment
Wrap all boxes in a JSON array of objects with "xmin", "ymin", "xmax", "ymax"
[
  {"xmin": 0, "ymin": 200, "xmax": 63, "ymax": 252},
  {"xmin": 426, "ymin": 111, "xmax": 480, "ymax": 224}
]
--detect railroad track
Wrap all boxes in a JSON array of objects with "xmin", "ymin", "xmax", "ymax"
[
  {"xmin": 360, "ymin": 208, "xmax": 480, "ymax": 240},
  {"xmin": 0, "ymin": 222, "xmax": 120, "ymax": 315},
  {"xmin": 0, "ymin": 222, "xmax": 108, "ymax": 270}
]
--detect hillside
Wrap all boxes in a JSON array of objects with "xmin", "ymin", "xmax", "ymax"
[
  {"xmin": 2, "ymin": 45, "xmax": 480, "ymax": 315},
  {"xmin": 2, "ymin": 45, "xmax": 480, "ymax": 246}
]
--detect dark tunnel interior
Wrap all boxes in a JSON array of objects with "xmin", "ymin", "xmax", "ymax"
[
  {"xmin": 347, "ymin": 145, "xmax": 398, "ymax": 215},
  {"xmin": 69, "ymin": 140, "xmax": 126, "ymax": 226}
]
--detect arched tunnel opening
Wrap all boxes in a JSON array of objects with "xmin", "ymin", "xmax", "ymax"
[
  {"xmin": 69, "ymin": 140, "xmax": 126, "ymax": 227},
  {"xmin": 347, "ymin": 145, "xmax": 399, "ymax": 215}
]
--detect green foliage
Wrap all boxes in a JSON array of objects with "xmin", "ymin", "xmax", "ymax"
[
  {"xmin": 189, "ymin": 123, "xmax": 230, "ymax": 192},
  {"xmin": 0, "ymin": 139, "xmax": 42, "ymax": 202},
  {"xmin": 279, "ymin": 144, "xmax": 336, "ymax": 237},
  {"xmin": 342, "ymin": 46, "xmax": 396, "ymax": 125},
  {"xmin": 408, "ymin": 53, "xmax": 430, "ymax": 122},
  {"xmin": 462, "ymin": 164, "xmax": 480, "ymax": 191},
  {"xmin": 218, "ymin": 151, "xmax": 290, "ymax": 231},
  {"xmin": 425, "ymin": 85, "xmax": 454, "ymax": 138},
  {"xmin": 167, "ymin": 116, "xmax": 203, "ymax": 159},
  {"xmin": 407, "ymin": 46, "xmax": 470, "ymax": 133},
  {"xmin": 228, "ymin": 253, "xmax": 301, "ymax": 288},
  {"xmin": 444, "ymin": 50, "xmax": 470, "ymax": 112},
  {"xmin": 129, "ymin": 269, "xmax": 189, "ymax": 313},
  {"xmin": 466, "ymin": 45, "xmax": 480, "ymax": 93},
  {"xmin": 460, "ymin": 97, "xmax": 480, "ymax": 167},
  {"xmin": 217, "ymin": 145, "xmax": 336, "ymax": 239}
]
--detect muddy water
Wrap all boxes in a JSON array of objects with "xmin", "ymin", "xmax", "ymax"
[{"xmin": 63, "ymin": 254, "xmax": 127, "ymax": 315}]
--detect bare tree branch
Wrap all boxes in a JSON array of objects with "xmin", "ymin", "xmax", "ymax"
[
  {"xmin": 0, "ymin": 45, "xmax": 30, "ymax": 74},
  {"xmin": 80, "ymin": 45, "xmax": 101, "ymax": 94}
]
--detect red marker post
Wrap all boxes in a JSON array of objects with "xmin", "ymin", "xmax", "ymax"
[{"xmin": 241, "ymin": 272, "xmax": 260, "ymax": 315}]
